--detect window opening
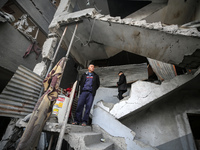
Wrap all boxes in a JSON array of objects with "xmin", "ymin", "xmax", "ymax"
[{"xmin": 1, "ymin": 0, "xmax": 46, "ymax": 47}]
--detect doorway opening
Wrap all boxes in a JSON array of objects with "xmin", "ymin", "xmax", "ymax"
[
  {"xmin": 188, "ymin": 113, "xmax": 200, "ymax": 150},
  {"xmin": 0, "ymin": 117, "xmax": 11, "ymax": 141},
  {"xmin": 0, "ymin": 67, "xmax": 13, "ymax": 94}
]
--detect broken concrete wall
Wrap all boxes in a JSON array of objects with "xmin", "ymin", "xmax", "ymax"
[
  {"xmin": 120, "ymin": 75, "xmax": 200, "ymax": 150},
  {"xmin": 0, "ymin": 23, "xmax": 42, "ymax": 73},
  {"xmin": 92, "ymin": 107, "xmax": 158, "ymax": 150}
]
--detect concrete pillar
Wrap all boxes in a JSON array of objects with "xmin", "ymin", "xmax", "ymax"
[{"xmin": 33, "ymin": 34, "xmax": 58, "ymax": 78}]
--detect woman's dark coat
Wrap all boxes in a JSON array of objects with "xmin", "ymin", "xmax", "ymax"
[{"xmin": 117, "ymin": 74, "xmax": 127, "ymax": 92}]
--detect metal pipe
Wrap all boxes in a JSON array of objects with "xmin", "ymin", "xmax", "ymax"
[
  {"xmin": 38, "ymin": 26, "xmax": 68, "ymax": 98},
  {"xmin": 58, "ymin": 24, "xmax": 78, "ymax": 84},
  {"xmin": 55, "ymin": 24, "xmax": 78, "ymax": 150},
  {"xmin": 34, "ymin": 28, "xmax": 39, "ymax": 40},
  {"xmin": 47, "ymin": 134, "xmax": 54, "ymax": 150},
  {"xmin": 55, "ymin": 81, "xmax": 77, "ymax": 150},
  {"xmin": 46, "ymin": 26, "xmax": 68, "ymax": 76},
  {"xmin": 65, "ymin": 24, "xmax": 78, "ymax": 59}
]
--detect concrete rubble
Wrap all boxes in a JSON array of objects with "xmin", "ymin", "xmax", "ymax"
[
  {"xmin": 42, "ymin": 37, "xmax": 58, "ymax": 60},
  {"xmin": 33, "ymin": 61, "xmax": 47, "ymax": 78},
  {"xmin": 33, "ymin": 35, "xmax": 58, "ymax": 77}
]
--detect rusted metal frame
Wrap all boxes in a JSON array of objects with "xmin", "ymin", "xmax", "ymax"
[
  {"xmin": 58, "ymin": 24, "xmax": 79, "ymax": 84},
  {"xmin": 47, "ymin": 26, "xmax": 68, "ymax": 77},
  {"xmin": 55, "ymin": 81, "xmax": 77, "ymax": 150},
  {"xmin": 47, "ymin": 134, "xmax": 54, "ymax": 150},
  {"xmin": 55, "ymin": 24, "xmax": 78, "ymax": 150}
]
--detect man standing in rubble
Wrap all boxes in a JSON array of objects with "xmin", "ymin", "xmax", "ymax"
[
  {"xmin": 72, "ymin": 64, "xmax": 100, "ymax": 126},
  {"xmin": 117, "ymin": 71, "xmax": 127, "ymax": 100}
]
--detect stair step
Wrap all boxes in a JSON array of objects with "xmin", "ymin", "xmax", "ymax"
[
  {"xmin": 66, "ymin": 124, "xmax": 92, "ymax": 133},
  {"xmin": 84, "ymin": 132, "xmax": 102, "ymax": 146},
  {"xmin": 86, "ymin": 141, "xmax": 114, "ymax": 150}
]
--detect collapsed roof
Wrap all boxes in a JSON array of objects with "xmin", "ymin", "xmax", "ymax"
[{"xmin": 48, "ymin": 0, "xmax": 200, "ymax": 69}]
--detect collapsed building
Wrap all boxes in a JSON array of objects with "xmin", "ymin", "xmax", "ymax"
[{"xmin": 0, "ymin": 0, "xmax": 200, "ymax": 149}]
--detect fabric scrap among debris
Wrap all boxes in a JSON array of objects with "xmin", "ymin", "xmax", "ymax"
[
  {"xmin": 23, "ymin": 41, "xmax": 41, "ymax": 60},
  {"xmin": 16, "ymin": 57, "xmax": 65, "ymax": 150}
]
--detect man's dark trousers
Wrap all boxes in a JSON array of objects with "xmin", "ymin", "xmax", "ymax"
[
  {"xmin": 75, "ymin": 91, "xmax": 94, "ymax": 124},
  {"xmin": 118, "ymin": 90, "xmax": 126, "ymax": 100}
]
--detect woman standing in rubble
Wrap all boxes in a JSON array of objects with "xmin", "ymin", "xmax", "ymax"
[{"xmin": 117, "ymin": 71, "xmax": 127, "ymax": 100}]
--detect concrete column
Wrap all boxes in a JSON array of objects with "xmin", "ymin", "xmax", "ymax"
[{"xmin": 33, "ymin": 33, "xmax": 58, "ymax": 78}]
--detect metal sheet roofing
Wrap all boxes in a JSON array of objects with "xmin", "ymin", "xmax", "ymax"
[
  {"xmin": 148, "ymin": 58, "xmax": 177, "ymax": 81},
  {"xmin": 0, "ymin": 65, "xmax": 43, "ymax": 118}
]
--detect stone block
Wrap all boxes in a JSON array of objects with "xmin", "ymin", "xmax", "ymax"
[
  {"xmin": 33, "ymin": 61, "xmax": 47, "ymax": 78},
  {"xmin": 42, "ymin": 37, "xmax": 58, "ymax": 60}
]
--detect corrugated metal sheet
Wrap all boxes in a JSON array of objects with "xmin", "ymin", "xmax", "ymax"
[
  {"xmin": 148, "ymin": 58, "xmax": 177, "ymax": 81},
  {"xmin": 0, "ymin": 65, "xmax": 43, "ymax": 118}
]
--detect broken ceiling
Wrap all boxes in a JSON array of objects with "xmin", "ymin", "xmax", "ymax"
[{"xmin": 49, "ymin": 8, "xmax": 200, "ymax": 69}]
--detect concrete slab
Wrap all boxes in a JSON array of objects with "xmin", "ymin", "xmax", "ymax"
[
  {"xmin": 51, "ymin": 8, "xmax": 200, "ymax": 68},
  {"xmin": 64, "ymin": 131, "xmax": 114, "ymax": 150},
  {"xmin": 108, "ymin": 74, "xmax": 193, "ymax": 119}
]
